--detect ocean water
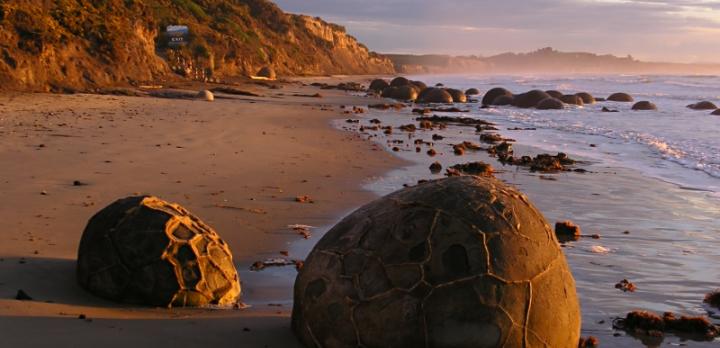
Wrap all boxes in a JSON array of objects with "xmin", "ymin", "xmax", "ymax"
[
  {"xmin": 350, "ymin": 74, "xmax": 720, "ymax": 347},
  {"xmin": 419, "ymin": 74, "xmax": 720, "ymax": 194}
]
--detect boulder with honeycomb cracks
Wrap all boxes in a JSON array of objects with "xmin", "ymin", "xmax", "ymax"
[
  {"xmin": 77, "ymin": 196, "xmax": 241, "ymax": 307},
  {"xmin": 292, "ymin": 176, "xmax": 580, "ymax": 347}
]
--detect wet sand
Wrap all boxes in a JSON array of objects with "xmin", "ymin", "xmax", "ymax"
[{"xmin": 0, "ymin": 82, "xmax": 402, "ymax": 347}]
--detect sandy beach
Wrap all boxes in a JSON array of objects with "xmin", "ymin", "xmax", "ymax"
[{"xmin": 0, "ymin": 81, "xmax": 402, "ymax": 347}]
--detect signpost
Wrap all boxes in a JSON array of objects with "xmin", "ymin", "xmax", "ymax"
[{"xmin": 166, "ymin": 25, "xmax": 189, "ymax": 47}]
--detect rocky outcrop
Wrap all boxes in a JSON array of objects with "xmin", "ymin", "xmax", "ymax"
[{"xmin": 0, "ymin": 0, "xmax": 394, "ymax": 91}]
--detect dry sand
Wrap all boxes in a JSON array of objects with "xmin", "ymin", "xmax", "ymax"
[{"xmin": 0, "ymin": 82, "xmax": 401, "ymax": 347}]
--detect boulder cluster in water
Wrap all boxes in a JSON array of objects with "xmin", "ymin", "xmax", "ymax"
[{"xmin": 369, "ymin": 77, "xmax": 663, "ymax": 112}]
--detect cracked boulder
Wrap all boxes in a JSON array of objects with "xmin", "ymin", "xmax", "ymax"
[
  {"xmin": 292, "ymin": 176, "xmax": 581, "ymax": 347},
  {"xmin": 77, "ymin": 196, "xmax": 241, "ymax": 307}
]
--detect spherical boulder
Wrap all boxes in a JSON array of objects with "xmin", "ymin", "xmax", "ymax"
[
  {"xmin": 381, "ymin": 86, "xmax": 398, "ymax": 98},
  {"xmin": 446, "ymin": 88, "xmax": 467, "ymax": 103},
  {"xmin": 492, "ymin": 95, "xmax": 514, "ymax": 106},
  {"xmin": 537, "ymin": 98, "xmax": 565, "ymax": 110},
  {"xmin": 575, "ymin": 92, "xmax": 595, "ymax": 104},
  {"xmin": 466, "ymin": 88, "xmax": 481, "ymax": 96},
  {"xmin": 687, "ymin": 101, "xmax": 717, "ymax": 110},
  {"xmin": 392, "ymin": 85, "xmax": 419, "ymax": 101},
  {"xmin": 418, "ymin": 88, "xmax": 453, "ymax": 103},
  {"xmin": 390, "ymin": 77, "xmax": 412, "ymax": 87},
  {"xmin": 411, "ymin": 80, "xmax": 428, "ymax": 92},
  {"xmin": 368, "ymin": 79, "xmax": 389, "ymax": 92},
  {"xmin": 482, "ymin": 87, "xmax": 513, "ymax": 105},
  {"xmin": 197, "ymin": 90, "xmax": 214, "ymax": 102},
  {"xmin": 256, "ymin": 66, "xmax": 276, "ymax": 80},
  {"xmin": 632, "ymin": 101, "xmax": 657, "ymax": 111},
  {"xmin": 77, "ymin": 196, "xmax": 241, "ymax": 307},
  {"xmin": 607, "ymin": 93, "xmax": 634, "ymax": 102},
  {"xmin": 560, "ymin": 94, "xmax": 584, "ymax": 106},
  {"xmin": 512, "ymin": 90, "xmax": 552, "ymax": 108},
  {"xmin": 545, "ymin": 90, "xmax": 563, "ymax": 99},
  {"xmin": 292, "ymin": 176, "xmax": 581, "ymax": 348}
]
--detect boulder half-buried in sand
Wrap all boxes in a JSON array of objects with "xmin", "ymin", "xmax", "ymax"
[
  {"xmin": 77, "ymin": 196, "xmax": 241, "ymax": 307},
  {"xmin": 292, "ymin": 176, "xmax": 581, "ymax": 347}
]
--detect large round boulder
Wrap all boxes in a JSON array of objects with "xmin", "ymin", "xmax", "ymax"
[
  {"xmin": 292, "ymin": 176, "xmax": 581, "ymax": 347},
  {"xmin": 446, "ymin": 88, "xmax": 468, "ymax": 103},
  {"xmin": 687, "ymin": 101, "xmax": 717, "ymax": 110},
  {"xmin": 381, "ymin": 86, "xmax": 398, "ymax": 98},
  {"xmin": 418, "ymin": 88, "xmax": 453, "ymax": 103},
  {"xmin": 560, "ymin": 94, "xmax": 584, "ymax": 106},
  {"xmin": 466, "ymin": 88, "xmax": 481, "ymax": 96},
  {"xmin": 390, "ymin": 77, "xmax": 412, "ymax": 87},
  {"xmin": 537, "ymin": 98, "xmax": 565, "ymax": 110},
  {"xmin": 368, "ymin": 79, "xmax": 389, "ymax": 92},
  {"xmin": 512, "ymin": 90, "xmax": 552, "ymax": 108},
  {"xmin": 482, "ymin": 87, "xmax": 513, "ymax": 106},
  {"xmin": 256, "ymin": 66, "xmax": 276, "ymax": 80},
  {"xmin": 632, "ymin": 101, "xmax": 657, "ymax": 111},
  {"xmin": 575, "ymin": 92, "xmax": 595, "ymax": 104},
  {"xmin": 77, "ymin": 196, "xmax": 241, "ymax": 307},
  {"xmin": 607, "ymin": 93, "xmax": 634, "ymax": 102},
  {"xmin": 392, "ymin": 85, "xmax": 419, "ymax": 101}
]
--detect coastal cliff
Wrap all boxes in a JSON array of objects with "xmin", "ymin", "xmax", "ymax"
[{"xmin": 0, "ymin": 0, "xmax": 394, "ymax": 92}]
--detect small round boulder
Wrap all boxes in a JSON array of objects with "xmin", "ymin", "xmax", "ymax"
[
  {"xmin": 446, "ymin": 88, "xmax": 467, "ymax": 103},
  {"xmin": 687, "ymin": 101, "xmax": 717, "ymax": 110},
  {"xmin": 482, "ymin": 87, "xmax": 513, "ymax": 106},
  {"xmin": 512, "ymin": 90, "xmax": 552, "ymax": 108},
  {"xmin": 575, "ymin": 92, "xmax": 595, "ymax": 104},
  {"xmin": 545, "ymin": 90, "xmax": 563, "ymax": 99},
  {"xmin": 711, "ymin": 109, "xmax": 720, "ymax": 115},
  {"xmin": 292, "ymin": 176, "xmax": 581, "ymax": 348},
  {"xmin": 77, "ymin": 196, "xmax": 241, "ymax": 307},
  {"xmin": 418, "ymin": 88, "xmax": 453, "ymax": 103},
  {"xmin": 465, "ymin": 88, "xmax": 481, "ymax": 96},
  {"xmin": 560, "ymin": 94, "xmax": 583, "ymax": 106},
  {"xmin": 632, "ymin": 101, "xmax": 657, "ymax": 111},
  {"xmin": 537, "ymin": 97, "xmax": 565, "ymax": 110},
  {"xmin": 392, "ymin": 85, "xmax": 419, "ymax": 101},
  {"xmin": 607, "ymin": 93, "xmax": 634, "ymax": 102},
  {"xmin": 390, "ymin": 77, "xmax": 412, "ymax": 87},
  {"xmin": 368, "ymin": 79, "xmax": 389, "ymax": 92},
  {"xmin": 197, "ymin": 90, "xmax": 214, "ymax": 102},
  {"xmin": 256, "ymin": 66, "xmax": 276, "ymax": 80}
]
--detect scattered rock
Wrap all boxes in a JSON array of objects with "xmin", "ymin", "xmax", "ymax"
[
  {"xmin": 555, "ymin": 221, "xmax": 581, "ymax": 241},
  {"xmin": 687, "ymin": 101, "xmax": 717, "ymax": 110},
  {"xmin": 432, "ymin": 134, "xmax": 444, "ymax": 141},
  {"xmin": 15, "ymin": 289, "xmax": 32, "ymax": 301},
  {"xmin": 429, "ymin": 162, "xmax": 442, "ymax": 173},
  {"xmin": 210, "ymin": 87, "xmax": 260, "ymax": 97},
  {"xmin": 601, "ymin": 107, "xmax": 619, "ymax": 113},
  {"xmin": 256, "ymin": 66, "xmax": 277, "ymax": 80},
  {"xmin": 399, "ymin": 124, "xmax": 417, "ymax": 132},
  {"xmin": 295, "ymin": 195, "xmax": 314, "ymax": 204},
  {"xmin": 448, "ymin": 161, "xmax": 494, "ymax": 177},
  {"xmin": 613, "ymin": 310, "xmax": 719, "ymax": 339},
  {"xmin": 368, "ymin": 103, "xmax": 405, "ymax": 110},
  {"xmin": 578, "ymin": 336, "xmax": 599, "ymax": 348},
  {"xmin": 615, "ymin": 279, "xmax": 637, "ymax": 292},
  {"xmin": 416, "ymin": 115, "xmax": 494, "ymax": 127},
  {"xmin": 72, "ymin": 180, "xmax": 87, "ymax": 186},
  {"xmin": 480, "ymin": 133, "xmax": 503, "ymax": 144},
  {"xmin": 703, "ymin": 291, "xmax": 720, "ymax": 309},
  {"xmin": 427, "ymin": 148, "xmax": 437, "ymax": 156},
  {"xmin": 250, "ymin": 258, "xmax": 303, "ymax": 272}
]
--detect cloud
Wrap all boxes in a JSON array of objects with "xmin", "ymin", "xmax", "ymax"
[{"xmin": 273, "ymin": 0, "xmax": 720, "ymax": 62}]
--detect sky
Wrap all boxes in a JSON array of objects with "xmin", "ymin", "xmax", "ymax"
[{"xmin": 273, "ymin": 0, "xmax": 720, "ymax": 63}]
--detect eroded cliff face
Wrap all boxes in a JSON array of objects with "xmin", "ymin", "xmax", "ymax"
[{"xmin": 0, "ymin": 0, "xmax": 394, "ymax": 92}]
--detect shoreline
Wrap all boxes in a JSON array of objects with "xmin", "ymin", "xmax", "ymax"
[{"xmin": 0, "ymin": 81, "xmax": 402, "ymax": 347}]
